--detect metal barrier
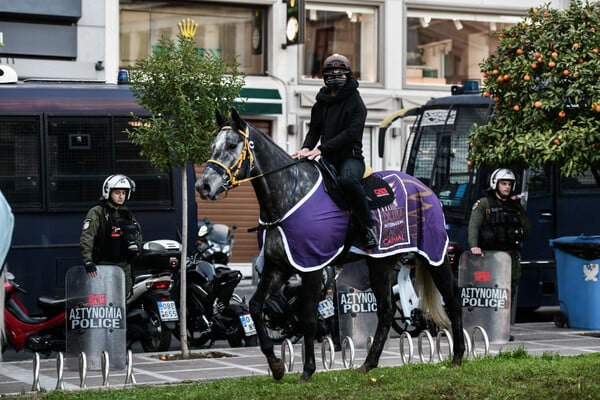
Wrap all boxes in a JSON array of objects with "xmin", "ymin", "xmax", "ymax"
[
  {"xmin": 399, "ymin": 332, "xmax": 413, "ymax": 364},
  {"xmin": 341, "ymin": 336, "xmax": 355, "ymax": 368}
]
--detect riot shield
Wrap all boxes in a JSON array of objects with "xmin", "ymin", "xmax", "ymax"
[
  {"xmin": 336, "ymin": 259, "xmax": 378, "ymax": 348},
  {"xmin": 66, "ymin": 265, "xmax": 127, "ymax": 370},
  {"xmin": 458, "ymin": 251, "xmax": 512, "ymax": 344}
]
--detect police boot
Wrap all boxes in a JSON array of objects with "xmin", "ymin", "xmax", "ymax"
[{"xmin": 364, "ymin": 227, "xmax": 378, "ymax": 249}]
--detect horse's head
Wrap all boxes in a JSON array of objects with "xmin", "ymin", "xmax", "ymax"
[{"xmin": 196, "ymin": 109, "xmax": 254, "ymax": 200}]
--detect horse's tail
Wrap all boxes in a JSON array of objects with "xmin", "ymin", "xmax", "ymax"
[{"xmin": 415, "ymin": 260, "xmax": 450, "ymax": 329}]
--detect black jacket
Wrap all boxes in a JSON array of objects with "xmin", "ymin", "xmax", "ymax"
[{"xmin": 302, "ymin": 78, "xmax": 367, "ymax": 166}]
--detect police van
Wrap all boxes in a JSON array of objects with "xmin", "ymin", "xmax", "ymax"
[
  {"xmin": 0, "ymin": 82, "xmax": 195, "ymax": 313},
  {"xmin": 379, "ymin": 82, "xmax": 600, "ymax": 315}
]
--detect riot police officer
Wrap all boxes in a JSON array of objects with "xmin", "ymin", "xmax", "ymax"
[
  {"xmin": 468, "ymin": 168, "xmax": 532, "ymax": 326},
  {"xmin": 80, "ymin": 174, "xmax": 143, "ymax": 296},
  {"xmin": 293, "ymin": 53, "xmax": 377, "ymax": 248}
]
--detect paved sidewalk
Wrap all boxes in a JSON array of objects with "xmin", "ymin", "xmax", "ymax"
[{"xmin": 2, "ymin": 321, "xmax": 600, "ymax": 396}]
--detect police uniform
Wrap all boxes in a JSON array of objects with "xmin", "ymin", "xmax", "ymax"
[
  {"xmin": 80, "ymin": 201, "xmax": 143, "ymax": 295},
  {"xmin": 468, "ymin": 193, "xmax": 531, "ymax": 292}
]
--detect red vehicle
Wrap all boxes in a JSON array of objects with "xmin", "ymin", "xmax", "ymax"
[{"xmin": 3, "ymin": 271, "xmax": 65, "ymax": 354}]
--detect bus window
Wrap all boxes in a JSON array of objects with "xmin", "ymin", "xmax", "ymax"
[{"xmin": 0, "ymin": 116, "xmax": 43, "ymax": 210}]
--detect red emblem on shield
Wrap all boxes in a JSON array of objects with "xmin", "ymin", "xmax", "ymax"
[
  {"xmin": 474, "ymin": 271, "xmax": 491, "ymax": 282},
  {"xmin": 88, "ymin": 294, "xmax": 107, "ymax": 306}
]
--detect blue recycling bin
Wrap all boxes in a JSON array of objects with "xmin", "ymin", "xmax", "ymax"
[{"xmin": 549, "ymin": 235, "xmax": 600, "ymax": 330}]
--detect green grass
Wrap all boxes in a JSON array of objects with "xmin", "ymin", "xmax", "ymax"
[{"xmin": 14, "ymin": 349, "xmax": 600, "ymax": 400}]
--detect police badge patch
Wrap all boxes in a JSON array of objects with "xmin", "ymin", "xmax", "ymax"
[{"xmin": 83, "ymin": 219, "xmax": 91, "ymax": 230}]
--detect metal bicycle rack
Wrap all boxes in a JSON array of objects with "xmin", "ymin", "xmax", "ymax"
[
  {"xmin": 341, "ymin": 336, "xmax": 355, "ymax": 368},
  {"xmin": 321, "ymin": 336, "xmax": 335, "ymax": 370},
  {"xmin": 399, "ymin": 332, "xmax": 414, "ymax": 364}
]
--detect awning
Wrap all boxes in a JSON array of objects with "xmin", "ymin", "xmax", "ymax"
[{"xmin": 235, "ymin": 87, "xmax": 282, "ymax": 115}]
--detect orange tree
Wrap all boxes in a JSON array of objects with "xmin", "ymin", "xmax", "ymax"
[{"xmin": 469, "ymin": 0, "xmax": 600, "ymax": 180}]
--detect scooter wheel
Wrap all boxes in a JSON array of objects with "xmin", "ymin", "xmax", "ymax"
[{"xmin": 553, "ymin": 311, "xmax": 568, "ymax": 328}]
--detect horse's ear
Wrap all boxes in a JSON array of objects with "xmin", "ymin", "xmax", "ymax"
[
  {"xmin": 215, "ymin": 109, "xmax": 227, "ymax": 127},
  {"xmin": 230, "ymin": 108, "xmax": 246, "ymax": 129}
]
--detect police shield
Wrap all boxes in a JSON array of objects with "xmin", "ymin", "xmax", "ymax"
[
  {"xmin": 337, "ymin": 259, "xmax": 378, "ymax": 347},
  {"xmin": 458, "ymin": 251, "xmax": 512, "ymax": 344},
  {"xmin": 66, "ymin": 265, "xmax": 127, "ymax": 370}
]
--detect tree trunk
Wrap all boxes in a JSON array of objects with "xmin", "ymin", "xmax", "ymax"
[{"xmin": 180, "ymin": 167, "xmax": 189, "ymax": 356}]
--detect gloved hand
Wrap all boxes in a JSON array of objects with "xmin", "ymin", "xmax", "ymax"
[{"xmin": 84, "ymin": 261, "xmax": 97, "ymax": 274}]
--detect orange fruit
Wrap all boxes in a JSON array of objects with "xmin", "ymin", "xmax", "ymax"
[
  {"xmin": 493, "ymin": 97, "xmax": 501, "ymax": 103},
  {"xmin": 551, "ymin": 52, "xmax": 558, "ymax": 58},
  {"xmin": 548, "ymin": 61, "xmax": 556, "ymax": 68},
  {"xmin": 558, "ymin": 111, "xmax": 566, "ymax": 118},
  {"xmin": 595, "ymin": 104, "xmax": 600, "ymax": 112},
  {"xmin": 524, "ymin": 75, "xmax": 531, "ymax": 81},
  {"xmin": 573, "ymin": 43, "xmax": 580, "ymax": 49},
  {"xmin": 482, "ymin": 72, "xmax": 489, "ymax": 78},
  {"xmin": 531, "ymin": 63, "xmax": 538, "ymax": 69},
  {"xmin": 537, "ymin": 57, "xmax": 543, "ymax": 63},
  {"xmin": 534, "ymin": 101, "xmax": 542, "ymax": 108},
  {"xmin": 492, "ymin": 69, "xmax": 499, "ymax": 75},
  {"xmin": 517, "ymin": 48, "xmax": 524, "ymax": 55},
  {"xmin": 467, "ymin": 160, "xmax": 474, "ymax": 167},
  {"xmin": 554, "ymin": 139, "xmax": 560, "ymax": 145},
  {"xmin": 513, "ymin": 105, "xmax": 520, "ymax": 111},
  {"xmin": 593, "ymin": 48, "xmax": 599, "ymax": 54},
  {"xmin": 532, "ymin": 7, "xmax": 539, "ymax": 14},
  {"xmin": 483, "ymin": 91, "xmax": 491, "ymax": 97},
  {"xmin": 503, "ymin": 74, "xmax": 510, "ymax": 81},
  {"xmin": 563, "ymin": 69, "xmax": 570, "ymax": 76}
]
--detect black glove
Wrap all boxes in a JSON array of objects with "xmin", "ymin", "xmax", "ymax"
[{"xmin": 84, "ymin": 261, "xmax": 97, "ymax": 274}]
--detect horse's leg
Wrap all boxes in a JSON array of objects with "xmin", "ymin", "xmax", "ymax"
[
  {"xmin": 357, "ymin": 257, "xmax": 398, "ymax": 374},
  {"xmin": 297, "ymin": 270, "xmax": 323, "ymax": 383},
  {"xmin": 427, "ymin": 256, "xmax": 465, "ymax": 366},
  {"xmin": 248, "ymin": 263, "xmax": 291, "ymax": 380}
]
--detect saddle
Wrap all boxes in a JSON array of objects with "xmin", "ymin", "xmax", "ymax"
[{"xmin": 316, "ymin": 158, "xmax": 395, "ymax": 211}]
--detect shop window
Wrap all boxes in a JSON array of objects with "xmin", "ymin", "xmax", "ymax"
[
  {"xmin": 405, "ymin": 11, "xmax": 519, "ymax": 87},
  {"xmin": 302, "ymin": 3, "xmax": 379, "ymax": 83},
  {"xmin": 120, "ymin": 2, "xmax": 266, "ymax": 75}
]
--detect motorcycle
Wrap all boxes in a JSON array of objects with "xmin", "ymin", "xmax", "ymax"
[
  {"xmin": 2, "ymin": 239, "xmax": 180, "ymax": 356},
  {"xmin": 390, "ymin": 244, "xmax": 462, "ymax": 336},
  {"xmin": 261, "ymin": 265, "xmax": 338, "ymax": 346},
  {"xmin": 196, "ymin": 217, "xmax": 237, "ymax": 266},
  {"xmin": 170, "ymin": 219, "xmax": 257, "ymax": 348},
  {"xmin": 129, "ymin": 239, "xmax": 182, "ymax": 352}
]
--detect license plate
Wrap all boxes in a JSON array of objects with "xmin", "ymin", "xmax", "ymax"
[
  {"xmin": 239, "ymin": 314, "xmax": 257, "ymax": 336},
  {"xmin": 157, "ymin": 300, "xmax": 179, "ymax": 322},
  {"xmin": 318, "ymin": 297, "xmax": 335, "ymax": 319}
]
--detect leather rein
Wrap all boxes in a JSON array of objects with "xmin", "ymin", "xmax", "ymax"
[{"xmin": 205, "ymin": 125, "xmax": 306, "ymax": 192}]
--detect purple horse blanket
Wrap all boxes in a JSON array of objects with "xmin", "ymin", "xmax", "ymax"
[{"xmin": 257, "ymin": 169, "xmax": 449, "ymax": 272}]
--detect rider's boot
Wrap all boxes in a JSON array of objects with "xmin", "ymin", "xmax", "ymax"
[{"xmin": 364, "ymin": 227, "xmax": 378, "ymax": 249}]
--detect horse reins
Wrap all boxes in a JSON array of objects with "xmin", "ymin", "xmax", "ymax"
[{"xmin": 205, "ymin": 125, "xmax": 306, "ymax": 191}]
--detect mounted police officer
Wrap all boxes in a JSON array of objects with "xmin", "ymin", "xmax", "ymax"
[
  {"xmin": 80, "ymin": 174, "xmax": 143, "ymax": 296},
  {"xmin": 293, "ymin": 53, "xmax": 377, "ymax": 248},
  {"xmin": 468, "ymin": 168, "xmax": 532, "ymax": 326}
]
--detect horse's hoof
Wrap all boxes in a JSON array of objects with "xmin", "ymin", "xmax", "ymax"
[
  {"xmin": 298, "ymin": 372, "xmax": 312, "ymax": 383},
  {"xmin": 269, "ymin": 358, "xmax": 286, "ymax": 380},
  {"xmin": 451, "ymin": 355, "xmax": 463, "ymax": 367},
  {"xmin": 355, "ymin": 364, "xmax": 370, "ymax": 374}
]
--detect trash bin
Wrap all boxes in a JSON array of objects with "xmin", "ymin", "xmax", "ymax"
[
  {"xmin": 550, "ymin": 235, "xmax": 600, "ymax": 330},
  {"xmin": 458, "ymin": 251, "xmax": 512, "ymax": 344},
  {"xmin": 66, "ymin": 265, "xmax": 127, "ymax": 370}
]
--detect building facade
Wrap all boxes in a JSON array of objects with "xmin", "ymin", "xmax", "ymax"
[{"xmin": 0, "ymin": 0, "xmax": 570, "ymax": 272}]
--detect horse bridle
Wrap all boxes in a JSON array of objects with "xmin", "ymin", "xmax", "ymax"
[{"xmin": 205, "ymin": 125, "xmax": 306, "ymax": 192}]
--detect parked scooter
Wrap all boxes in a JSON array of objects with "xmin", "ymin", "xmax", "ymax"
[
  {"xmin": 129, "ymin": 239, "xmax": 181, "ymax": 352},
  {"xmin": 390, "ymin": 245, "xmax": 462, "ymax": 336},
  {"xmin": 170, "ymin": 219, "xmax": 257, "ymax": 348},
  {"xmin": 261, "ymin": 265, "xmax": 338, "ymax": 345},
  {"xmin": 2, "ymin": 239, "xmax": 180, "ymax": 356},
  {"xmin": 2, "ymin": 271, "xmax": 66, "ymax": 355}
]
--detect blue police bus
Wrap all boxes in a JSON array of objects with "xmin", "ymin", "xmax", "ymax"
[{"xmin": 0, "ymin": 82, "xmax": 196, "ymax": 313}]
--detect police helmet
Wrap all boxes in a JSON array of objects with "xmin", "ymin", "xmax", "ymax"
[
  {"xmin": 102, "ymin": 174, "xmax": 136, "ymax": 200},
  {"xmin": 489, "ymin": 168, "xmax": 516, "ymax": 190},
  {"xmin": 322, "ymin": 53, "xmax": 351, "ymax": 77}
]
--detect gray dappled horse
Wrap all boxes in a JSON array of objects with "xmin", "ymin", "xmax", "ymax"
[{"xmin": 196, "ymin": 109, "xmax": 464, "ymax": 382}]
